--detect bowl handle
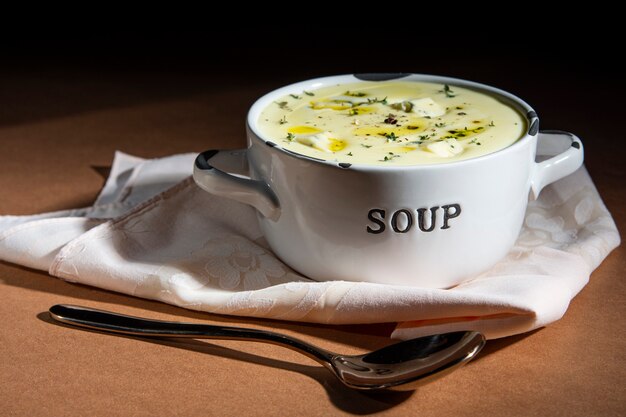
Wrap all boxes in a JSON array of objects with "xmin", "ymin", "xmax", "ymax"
[
  {"xmin": 193, "ymin": 149, "xmax": 281, "ymax": 221},
  {"xmin": 531, "ymin": 130, "xmax": 584, "ymax": 199}
]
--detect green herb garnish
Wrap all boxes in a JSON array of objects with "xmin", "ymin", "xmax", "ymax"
[
  {"xmin": 286, "ymin": 133, "xmax": 296, "ymax": 141},
  {"xmin": 384, "ymin": 132, "xmax": 398, "ymax": 142},
  {"xmin": 278, "ymin": 116, "xmax": 287, "ymax": 125},
  {"xmin": 367, "ymin": 96, "xmax": 388, "ymax": 105},
  {"xmin": 347, "ymin": 152, "xmax": 353, "ymax": 156},
  {"xmin": 289, "ymin": 94, "xmax": 301, "ymax": 99},
  {"xmin": 276, "ymin": 101, "xmax": 290, "ymax": 110},
  {"xmin": 303, "ymin": 90, "xmax": 314, "ymax": 96},
  {"xmin": 440, "ymin": 84, "xmax": 456, "ymax": 98},
  {"xmin": 345, "ymin": 90, "xmax": 367, "ymax": 97},
  {"xmin": 380, "ymin": 154, "xmax": 400, "ymax": 162}
]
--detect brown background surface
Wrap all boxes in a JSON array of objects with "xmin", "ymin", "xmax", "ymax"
[{"xmin": 0, "ymin": 24, "xmax": 624, "ymax": 416}]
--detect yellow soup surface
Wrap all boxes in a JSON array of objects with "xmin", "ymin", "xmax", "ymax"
[{"xmin": 257, "ymin": 81, "xmax": 526, "ymax": 165}]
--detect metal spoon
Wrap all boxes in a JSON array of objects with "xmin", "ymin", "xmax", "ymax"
[{"xmin": 48, "ymin": 304, "xmax": 485, "ymax": 391}]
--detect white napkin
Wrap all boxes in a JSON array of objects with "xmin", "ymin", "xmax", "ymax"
[{"xmin": 0, "ymin": 151, "xmax": 619, "ymax": 339}]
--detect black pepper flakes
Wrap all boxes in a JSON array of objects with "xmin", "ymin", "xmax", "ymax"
[{"xmin": 384, "ymin": 114, "xmax": 398, "ymax": 124}]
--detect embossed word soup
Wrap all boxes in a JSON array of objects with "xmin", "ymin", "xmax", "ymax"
[{"xmin": 257, "ymin": 81, "xmax": 525, "ymax": 165}]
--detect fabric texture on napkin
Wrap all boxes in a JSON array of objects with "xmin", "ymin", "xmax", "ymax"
[{"xmin": 0, "ymin": 151, "xmax": 619, "ymax": 339}]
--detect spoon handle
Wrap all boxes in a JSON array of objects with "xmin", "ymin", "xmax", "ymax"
[{"xmin": 49, "ymin": 304, "xmax": 333, "ymax": 365}]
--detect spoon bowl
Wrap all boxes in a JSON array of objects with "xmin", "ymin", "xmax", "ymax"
[{"xmin": 48, "ymin": 304, "xmax": 485, "ymax": 391}]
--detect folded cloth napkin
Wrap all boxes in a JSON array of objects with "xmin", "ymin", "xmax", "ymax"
[{"xmin": 0, "ymin": 151, "xmax": 619, "ymax": 339}]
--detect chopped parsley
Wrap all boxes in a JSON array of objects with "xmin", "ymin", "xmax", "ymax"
[
  {"xmin": 289, "ymin": 94, "xmax": 301, "ymax": 99},
  {"xmin": 278, "ymin": 116, "xmax": 287, "ymax": 125},
  {"xmin": 367, "ymin": 96, "xmax": 388, "ymax": 105},
  {"xmin": 286, "ymin": 133, "xmax": 296, "ymax": 141},
  {"xmin": 380, "ymin": 153, "xmax": 400, "ymax": 162},
  {"xmin": 439, "ymin": 84, "xmax": 456, "ymax": 98},
  {"xmin": 344, "ymin": 90, "xmax": 367, "ymax": 97},
  {"xmin": 383, "ymin": 132, "xmax": 398, "ymax": 142},
  {"xmin": 303, "ymin": 90, "xmax": 314, "ymax": 96}
]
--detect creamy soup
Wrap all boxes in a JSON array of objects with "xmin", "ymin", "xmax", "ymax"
[{"xmin": 257, "ymin": 81, "xmax": 526, "ymax": 165}]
